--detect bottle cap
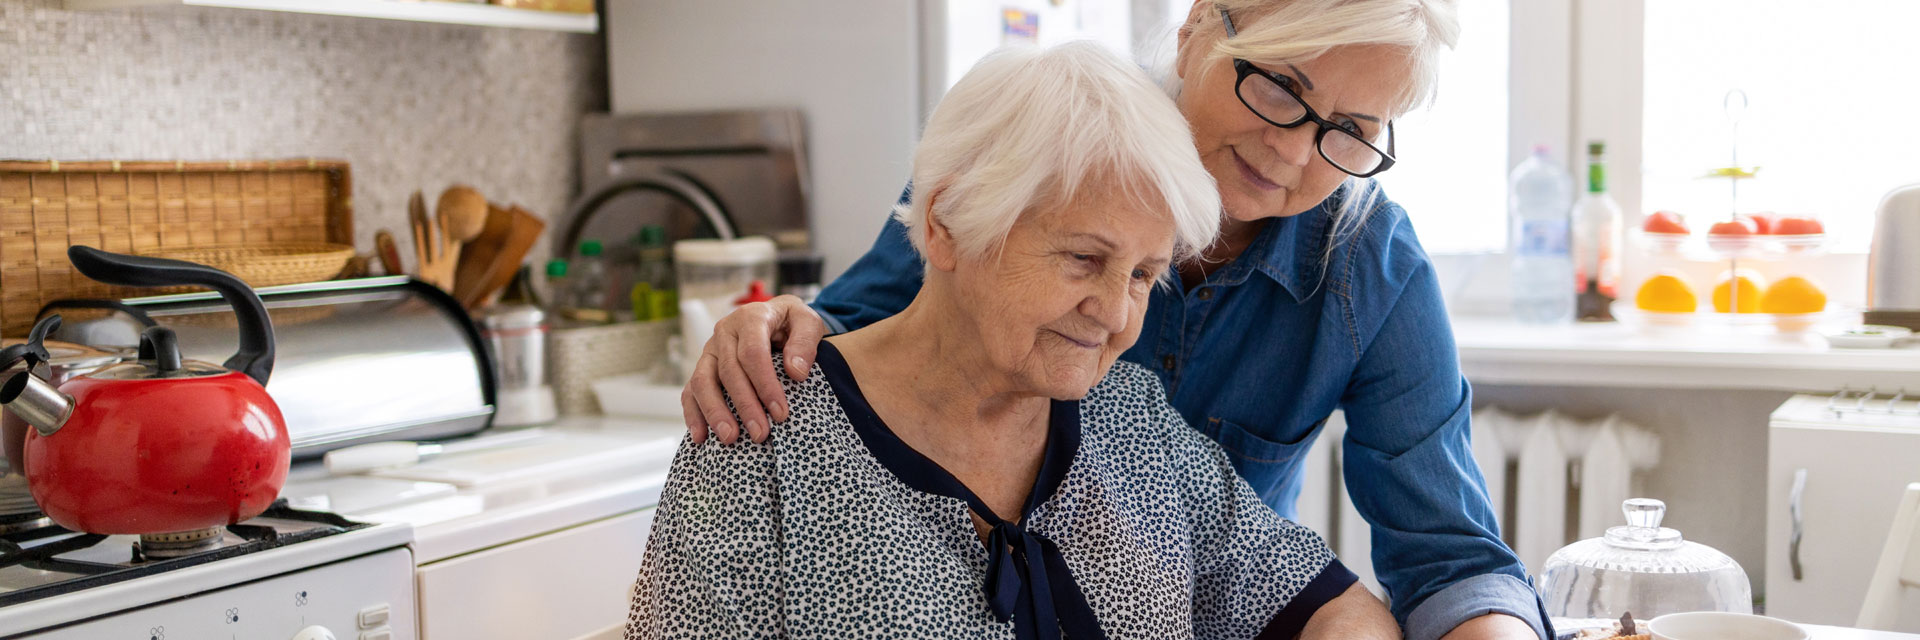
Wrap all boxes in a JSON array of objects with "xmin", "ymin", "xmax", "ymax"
[
  {"xmin": 1589, "ymin": 140, "xmax": 1606, "ymax": 155},
  {"xmin": 546, "ymin": 259, "xmax": 568, "ymax": 278},
  {"xmin": 638, "ymin": 225, "xmax": 668, "ymax": 247},
  {"xmin": 579, "ymin": 240, "xmax": 603, "ymax": 257},
  {"xmin": 734, "ymin": 280, "xmax": 775, "ymax": 305}
]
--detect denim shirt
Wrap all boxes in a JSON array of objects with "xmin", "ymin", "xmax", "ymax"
[{"xmin": 812, "ymin": 184, "xmax": 1550, "ymax": 640}]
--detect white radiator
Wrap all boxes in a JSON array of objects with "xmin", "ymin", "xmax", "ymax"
[{"xmin": 1294, "ymin": 409, "xmax": 1661, "ymax": 595}]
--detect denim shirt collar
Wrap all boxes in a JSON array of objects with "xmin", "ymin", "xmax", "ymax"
[{"xmin": 1210, "ymin": 191, "xmax": 1337, "ymax": 303}]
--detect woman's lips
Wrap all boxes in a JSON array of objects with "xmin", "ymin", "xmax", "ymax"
[
  {"xmin": 1232, "ymin": 148, "xmax": 1282, "ymax": 192},
  {"xmin": 1051, "ymin": 330, "xmax": 1101, "ymax": 349}
]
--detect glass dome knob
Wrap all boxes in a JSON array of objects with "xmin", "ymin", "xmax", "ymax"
[{"xmin": 1623, "ymin": 498, "xmax": 1666, "ymax": 529}]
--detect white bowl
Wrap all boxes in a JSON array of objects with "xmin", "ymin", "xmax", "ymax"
[{"xmin": 1648, "ymin": 612, "xmax": 1807, "ymax": 640}]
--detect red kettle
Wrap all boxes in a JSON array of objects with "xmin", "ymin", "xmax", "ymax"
[{"xmin": 0, "ymin": 246, "xmax": 289, "ymax": 535}]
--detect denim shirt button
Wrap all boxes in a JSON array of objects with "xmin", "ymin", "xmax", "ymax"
[
  {"xmin": 1160, "ymin": 355, "xmax": 1177, "ymax": 371},
  {"xmin": 1196, "ymin": 288, "xmax": 1213, "ymax": 301}
]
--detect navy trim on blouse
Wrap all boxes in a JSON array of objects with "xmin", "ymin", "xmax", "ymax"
[
  {"xmin": 814, "ymin": 340, "xmax": 1103, "ymax": 640},
  {"xmin": 1255, "ymin": 558, "xmax": 1358, "ymax": 639}
]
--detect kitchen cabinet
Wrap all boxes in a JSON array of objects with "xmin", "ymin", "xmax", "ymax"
[
  {"xmin": 417, "ymin": 507, "xmax": 655, "ymax": 639},
  {"xmin": 1766, "ymin": 394, "xmax": 1920, "ymax": 630}
]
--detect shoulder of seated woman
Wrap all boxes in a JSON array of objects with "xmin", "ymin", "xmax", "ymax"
[{"xmin": 1081, "ymin": 362, "xmax": 1184, "ymax": 440}]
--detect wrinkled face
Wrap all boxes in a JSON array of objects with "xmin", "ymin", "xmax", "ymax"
[
  {"xmin": 936, "ymin": 190, "xmax": 1175, "ymax": 400},
  {"xmin": 1177, "ymin": 20, "xmax": 1406, "ymax": 223}
]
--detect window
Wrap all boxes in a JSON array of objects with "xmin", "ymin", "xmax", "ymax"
[
  {"xmin": 1373, "ymin": 0, "xmax": 1510, "ymax": 254},
  {"xmin": 1640, "ymin": 0, "xmax": 1920, "ymax": 253}
]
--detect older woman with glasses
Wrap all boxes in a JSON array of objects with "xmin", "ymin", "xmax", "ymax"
[
  {"xmin": 629, "ymin": 42, "xmax": 1397, "ymax": 639},
  {"xmin": 681, "ymin": 1, "xmax": 1549, "ymax": 639}
]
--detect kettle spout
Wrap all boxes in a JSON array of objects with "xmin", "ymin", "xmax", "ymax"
[{"xmin": 0, "ymin": 372, "xmax": 73, "ymax": 436}]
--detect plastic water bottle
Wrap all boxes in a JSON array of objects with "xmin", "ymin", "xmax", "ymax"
[{"xmin": 1509, "ymin": 145, "xmax": 1575, "ymax": 323}]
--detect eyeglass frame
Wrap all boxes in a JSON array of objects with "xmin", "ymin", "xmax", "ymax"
[{"xmin": 1220, "ymin": 9, "xmax": 1398, "ymax": 178}]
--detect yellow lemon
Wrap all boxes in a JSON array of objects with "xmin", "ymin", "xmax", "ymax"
[
  {"xmin": 1636, "ymin": 273, "xmax": 1697, "ymax": 313},
  {"xmin": 1760, "ymin": 276, "xmax": 1826, "ymax": 314},
  {"xmin": 1712, "ymin": 271, "xmax": 1766, "ymax": 313}
]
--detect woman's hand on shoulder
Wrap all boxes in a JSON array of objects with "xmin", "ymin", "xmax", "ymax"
[{"xmin": 682, "ymin": 295, "xmax": 828, "ymax": 445}]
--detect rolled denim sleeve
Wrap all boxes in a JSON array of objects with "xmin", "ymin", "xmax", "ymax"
[
  {"xmin": 1338, "ymin": 246, "xmax": 1551, "ymax": 640},
  {"xmin": 809, "ymin": 185, "xmax": 923, "ymax": 334},
  {"xmin": 1405, "ymin": 573, "xmax": 1552, "ymax": 640}
]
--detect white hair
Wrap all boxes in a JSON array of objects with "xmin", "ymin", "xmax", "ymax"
[
  {"xmin": 894, "ymin": 41, "xmax": 1221, "ymax": 272},
  {"xmin": 1154, "ymin": 0, "xmax": 1460, "ymax": 269}
]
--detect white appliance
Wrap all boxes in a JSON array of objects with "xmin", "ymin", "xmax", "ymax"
[
  {"xmin": 604, "ymin": 0, "xmax": 1133, "ymax": 281},
  {"xmin": 0, "ymin": 511, "xmax": 416, "ymax": 639},
  {"xmin": 1766, "ymin": 391, "xmax": 1920, "ymax": 630}
]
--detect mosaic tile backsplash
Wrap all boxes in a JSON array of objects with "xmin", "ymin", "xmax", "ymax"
[{"xmin": 0, "ymin": 0, "xmax": 603, "ymax": 267}]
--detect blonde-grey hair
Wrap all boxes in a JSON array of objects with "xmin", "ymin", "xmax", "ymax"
[
  {"xmin": 1161, "ymin": 0, "xmax": 1459, "ymax": 268},
  {"xmin": 894, "ymin": 41, "xmax": 1221, "ymax": 273}
]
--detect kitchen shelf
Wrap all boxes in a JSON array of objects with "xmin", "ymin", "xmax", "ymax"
[
  {"xmin": 1452, "ymin": 315, "xmax": 1920, "ymax": 393},
  {"xmin": 65, "ymin": 0, "xmax": 598, "ymax": 33}
]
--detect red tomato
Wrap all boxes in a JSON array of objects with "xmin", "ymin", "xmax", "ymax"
[
  {"xmin": 1747, "ymin": 213, "xmax": 1778, "ymax": 234},
  {"xmin": 1643, "ymin": 210, "xmax": 1689, "ymax": 234},
  {"xmin": 1709, "ymin": 219, "xmax": 1758, "ymax": 236},
  {"xmin": 1772, "ymin": 217, "xmax": 1824, "ymax": 235}
]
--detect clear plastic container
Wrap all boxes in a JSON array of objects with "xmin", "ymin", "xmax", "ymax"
[{"xmin": 1538, "ymin": 498, "xmax": 1752, "ymax": 622}]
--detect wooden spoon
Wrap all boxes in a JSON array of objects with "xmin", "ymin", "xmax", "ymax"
[{"xmin": 436, "ymin": 185, "xmax": 489, "ymax": 274}]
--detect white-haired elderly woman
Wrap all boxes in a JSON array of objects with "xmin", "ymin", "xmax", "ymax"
[
  {"xmin": 628, "ymin": 42, "xmax": 1397, "ymax": 639},
  {"xmin": 681, "ymin": 2, "xmax": 1548, "ymax": 639}
]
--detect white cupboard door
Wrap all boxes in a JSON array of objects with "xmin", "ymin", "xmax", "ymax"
[
  {"xmin": 418, "ymin": 508, "xmax": 656, "ymax": 640},
  {"xmin": 1766, "ymin": 425, "xmax": 1920, "ymax": 626}
]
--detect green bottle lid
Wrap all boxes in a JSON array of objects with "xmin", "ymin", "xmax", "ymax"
[
  {"xmin": 546, "ymin": 259, "xmax": 568, "ymax": 277},
  {"xmin": 638, "ymin": 224, "xmax": 667, "ymax": 247},
  {"xmin": 579, "ymin": 240, "xmax": 603, "ymax": 257},
  {"xmin": 1588, "ymin": 140, "xmax": 1605, "ymax": 156}
]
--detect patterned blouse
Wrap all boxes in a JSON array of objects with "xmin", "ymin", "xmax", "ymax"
[{"xmin": 627, "ymin": 341, "xmax": 1356, "ymax": 639}]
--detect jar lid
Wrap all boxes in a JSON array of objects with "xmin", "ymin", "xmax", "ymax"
[{"xmin": 673, "ymin": 237, "xmax": 777, "ymax": 266}]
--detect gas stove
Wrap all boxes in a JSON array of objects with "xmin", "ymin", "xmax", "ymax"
[{"xmin": 0, "ymin": 503, "xmax": 414, "ymax": 639}]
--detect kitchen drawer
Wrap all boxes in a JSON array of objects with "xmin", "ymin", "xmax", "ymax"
[{"xmin": 418, "ymin": 508, "xmax": 655, "ymax": 640}]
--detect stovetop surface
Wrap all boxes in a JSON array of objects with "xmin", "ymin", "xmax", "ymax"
[{"xmin": 0, "ymin": 502, "xmax": 368, "ymax": 607}]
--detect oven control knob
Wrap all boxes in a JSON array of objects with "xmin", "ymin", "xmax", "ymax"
[{"xmin": 291, "ymin": 626, "xmax": 337, "ymax": 640}]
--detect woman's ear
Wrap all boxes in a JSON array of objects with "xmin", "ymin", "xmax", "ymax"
[{"xmin": 922, "ymin": 189, "xmax": 961, "ymax": 273}]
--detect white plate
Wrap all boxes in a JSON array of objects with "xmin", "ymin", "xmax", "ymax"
[{"xmin": 1822, "ymin": 324, "xmax": 1913, "ymax": 349}]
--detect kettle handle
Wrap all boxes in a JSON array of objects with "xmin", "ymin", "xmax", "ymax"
[{"xmin": 66, "ymin": 246, "xmax": 274, "ymax": 386}]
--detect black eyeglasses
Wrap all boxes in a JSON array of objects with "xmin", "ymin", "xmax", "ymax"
[{"xmin": 1221, "ymin": 10, "xmax": 1397, "ymax": 178}]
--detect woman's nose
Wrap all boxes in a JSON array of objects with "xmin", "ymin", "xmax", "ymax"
[
  {"xmin": 1263, "ymin": 122, "xmax": 1317, "ymax": 167},
  {"xmin": 1080, "ymin": 279, "xmax": 1133, "ymax": 335}
]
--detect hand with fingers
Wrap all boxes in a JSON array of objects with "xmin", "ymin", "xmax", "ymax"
[{"xmin": 681, "ymin": 295, "xmax": 829, "ymax": 445}]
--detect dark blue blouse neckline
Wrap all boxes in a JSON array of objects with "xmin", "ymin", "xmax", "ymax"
[{"xmin": 813, "ymin": 339, "xmax": 1102, "ymax": 640}]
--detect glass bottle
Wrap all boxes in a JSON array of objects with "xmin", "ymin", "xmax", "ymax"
[
  {"xmin": 1574, "ymin": 140, "xmax": 1623, "ymax": 321},
  {"xmin": 629, "ymin": 225, "xmax": 678, "ymax": 321},
  {"xmin": 567, "ymin": 240, "xmax": 611, "ymax": 324}
]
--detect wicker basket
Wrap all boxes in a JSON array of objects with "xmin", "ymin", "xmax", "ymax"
[
  {"xmin": 139, "ymin": 242, "xmax": 355, "ymax": 292},
  {"xmin": 548, "ymin": 319, "xmax": 674, "ymax": 415},
  {"xmin": 0, "ymin": 159, "xmax": 354, "ymax": 337}
]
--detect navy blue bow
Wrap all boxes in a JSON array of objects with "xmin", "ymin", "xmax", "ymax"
[{"xmin": 983, "ymin": 520, "xmax": 1105, "ymax": 640}]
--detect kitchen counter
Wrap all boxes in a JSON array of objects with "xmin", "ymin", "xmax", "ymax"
[
  {"xmin": 282, "ymin": 415, "xmax": 685, "ymax": 563},
  {"xmin": 1453, "ymin": 315, "xmax": 1920, "ymax": 392}
]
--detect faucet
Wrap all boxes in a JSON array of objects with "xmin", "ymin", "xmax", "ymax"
[{"xmin": 557, "ymin": 169, "xmax": 737, "ymax": 255}]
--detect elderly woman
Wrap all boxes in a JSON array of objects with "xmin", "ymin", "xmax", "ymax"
[
  {"xmin": 682, "ymin": 2, "xmax": 1548, "ymax": 639},
  {"xmin": 629, "ymin": 42, "xmax": 1396, "ymax": 639}
]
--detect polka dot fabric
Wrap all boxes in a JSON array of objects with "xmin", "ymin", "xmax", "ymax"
[{"xmin": 627, "ymin": 355, "xmax": 1351, "ymax": 639}]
